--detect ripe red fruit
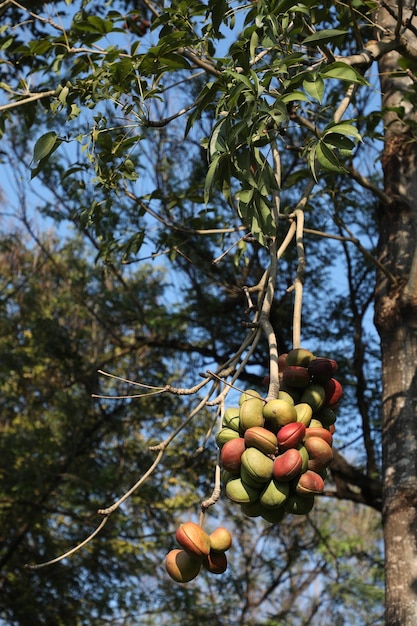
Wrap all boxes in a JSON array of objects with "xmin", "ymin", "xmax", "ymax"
[
  {"xmin": 175, "ymin": 522, "xmax": 211, "ymax": 559},
  {"xmin": 307, "ymin": 358, "xmax": 334, "ymax": 383},
  {"xmin": 305, "ymin": 427, "xmax": 333, "ymax": 446},
  {"xmin": 273, "ymin": 448, "xmax": 303, "ymax": 481},
  {"xmin": 282, "ymin": 365, "xmax": 310, "ymax": 388},
  {"xmin": 323, "ymin": 378, "xmax": 343, "ymax": 408},
  {"xmin": 277, "ymin": 422, "xmax": 306, "ymax": 451},
  {"xmin": 220, "ymin": 438, "xmax": 246, "ymax": 473}
]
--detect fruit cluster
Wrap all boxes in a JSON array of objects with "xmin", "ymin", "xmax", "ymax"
[
  {"xmin": 165, "ymin": 522, "xmax": 232, "ymax": 583},
  {"xmin": 216, "ymin": 348, "xmax": 342, "ymax": 524}
]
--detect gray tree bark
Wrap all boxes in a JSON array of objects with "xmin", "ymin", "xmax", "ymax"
[{"xmin": 375, "ymin": 1, "xmax": 417, "ymax": 624}]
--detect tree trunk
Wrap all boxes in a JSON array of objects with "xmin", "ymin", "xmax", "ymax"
[{"xmin": 375, "ymin": 2, "xmax": 417, "ymax": 624}]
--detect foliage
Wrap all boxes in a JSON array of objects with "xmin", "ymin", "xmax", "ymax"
[{"xmin": 0, "ymin": 0, "xmax": 398, "ymax": 622}]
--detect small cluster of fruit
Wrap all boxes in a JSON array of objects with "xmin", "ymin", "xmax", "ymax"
[
  {"xmin": 216, "ymin": 348, "xmax": 342, "ymax": 524},
  {"xmin": 165, "ymin": 522, "xmax": 232, "ymax": 583}
]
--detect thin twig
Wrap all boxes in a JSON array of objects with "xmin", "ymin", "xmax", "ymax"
[{"xmin": 25, "ymin": 515, "xmax": 109, "ymax": 570}]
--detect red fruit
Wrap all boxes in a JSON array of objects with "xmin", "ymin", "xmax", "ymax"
[
  {"xmin": 282, "ymin": 365, "xmax": 310, "ymax": 388},
  {"xmin": 277, "ymin": 422, "xmax": 306, "ymax": 451},
  {"xmin": 304, "ymin": 427, "xmax": 333, "ymax": 446},
  {"xmin": 202, "ymin": 550, "xmax": 228, "ymax": 574},
  {"xmin": 273, "ymin": 448, "xmax": 303, "ymax": 481},
  {"xmin": 307, "ymin": 358, "xmax": 334, "ymax": 383},
  {"xmin": 244, "ymin": 426, "xmax": 278, "ymax": 455},
  {"xmin": 278, "ymin": 353, "xmax": 288, "ymax": 372},
  {"xmin": 323, "ymin": 378, "xmax": 343, "ymax": 408},
  {"xmin": 220, "ymin": 437, "xmax": 246, "ymax": 473},
  {"xmin": 175, "ymin": 522, "xmax": 211, "ymax": 559},
  {"xmin": 304, "ymin": 436, "xmax": 333, "ymax": 472},
  {"xmin": 295, "ymin": 470, "xmax": 325, "ymax": 495}
]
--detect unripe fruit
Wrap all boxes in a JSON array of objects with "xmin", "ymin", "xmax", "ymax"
[
  {"xmin": 261, "ymin": 505, "xmax": 287, "ymax": 524},
  {"xmin": 259, "ymin": 478, "xmax": 290, "ymax": 508},
  {"xmin": 241, "ymin": 447, "xmax": 274, "ymax": 483},
  {"xmin": 323, "ymin": 378, "xmax": 343, "ymax": 409},
  {"xmin": 277, "ymin": 422, "xmax": 306, "ymax": 451},
  {"xmin": 244, "ymin": 426, "xmax": 278, "ymax": 455},
  {"xmin": 295, "ymin": 469, "xmax": 325, "ymax": 495},
  {"xmin": 315, "ymin": 407, "xmax": 337, "ymax": 427},
  {"xmin": 239, "ymin": 397, "xmax": 265, "ymax": 431},
  {"xmin": 307, "ymin": 357, "xmax": 334, "ymax": 383},
  {"xmin": 175, "ymin": 522, "xmax": 211, "ymax": 559},
  {"xmin": 278, "ymin": 383, "xmax": 301, "ymax": 403},
  {"xmin": 202, "ymin": 550, "xmax": 227, "ymax": 574},
  {"xmin": 297, "ymin": 445, "xmax": 309, "ymax": 472},
  {"xmin": 285, "ymin": 348, "xmax": 315, "ymax": 367},
  {"xmin": 282, "ymin": 365, "xmax": 310, "ymax": 388},
  {"xmin": 300, "ymin": 383, "xmax": 326, "ymax": 412},
  {"xmin": 309, "ymin": 418, "xmax": 324, "ymax": 428},
  {"xmin": 294, "ymin": 402, "xmax": 313, "ymax": 427},
  {"xmin": 225, "ymin": 477, "xmax": 260, "ymax": 504},
  {"xmin": 220, "ymin": 437, "xmax": 246, "ymax": 473},
  {"xmin": 240, "ymin": 464, "xmax": 268, "ymax": 489},
  {"xmin": 263, "ymin": 399, "xmax": 297, "ymax": 433},
  {"xmin": 165, "ymin": 549, "xmax": 201, "ymax": 583},
  {"xmin": 222, "ymin": 407, "xmax": 241, "ymax": 432},
  {"xmin": 273, "ymin": 448, "xmax": 303, "ymax": 481},
  {"xmin": 215, "ymin": 427, "xmax": 240, "ymax": 448},
  {"xmin": 278, "ymin": 390, "xmax": 295, "ymax": 405},
  {"xmin": 240, "ymin": 500, "xmax": 265, "ymax": 518},
  {"xmin": 209, "ymin": 527, "xmax": 232, "ymax": 552},
  {"xmin": 239, "ymin": 389, "xmax": 262, "ymax": 405},
  {"xmin": 284, "ymin": 494, "xmax": 315, "ymax": 515}
]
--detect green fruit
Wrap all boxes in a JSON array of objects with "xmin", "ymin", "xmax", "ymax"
[
  {"xmin": 165, "ymin": 549, "xmax": 201, "ymax": 583},
  {"xmin": 284, "ymin": 494, "xmax": 315, "ymax": 515},
  {"xmin": 279, "ymin": 383, "xmax": 302, "ymax": 403},
  {"xmin": 315, "ymin": 407, "xmax": 337, "ymax": 427},
  {"xmin": 239, "ymin": 397, "xmax": 265, "ymax": 431},
  {"xmin": 261, "ymin": 506, "xmax": 287, "ymax": 524},
  {"xmin": 278, "ymin": 390, "xmax": 295, "ymax": 405},
  {"xmin": 241, "ymin": 447, "xmax": 274, "ymax": 483},
  {"xmin": 215, "ymin": 427, "xmax": 240, "ymax": 448},
  {"xmin": 225, "ymin": 477, "xmax": 260, "ymax": 504},
  {"xmin": 263, "ymin": 398, "xmax": 297, "ymax": 433},
  {"xmin": 285, "ymin": 348, "xmax": 315, "ymax": 367},
  {"xmin": 300, "ymin": 383, "xmax": 326, "ymax": 412},
  {"xmin": 259, "ymin": 478, "xmax": 290, "ymax": 508},
  {"xmin": 209, "ymin": 527, "xmax": 232, "ymax": 552},
  {"xmin": 240, "ymin": 500, "xmax": 265, "ymax": 517},
  {"xmin": 294, "ymin": 402, "xmax": 313, "ymax": 427},
  {"xmin": 240, "ymin": 464, "xmax": 268, "ymax": 489},
  {"xmin": 297, "ymin": 445, "xmax": 309, "ymax": 472},
  {"xmin": 239, "ymin": 389, "xmax": 262, "ymax": 406},
  {"xmin": 222, "ymin": 407, "xmax": 241, "ymax": 432}
]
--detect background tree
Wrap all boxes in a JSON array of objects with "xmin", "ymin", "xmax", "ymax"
[{"xmin": 0, "ymin": 0, "xmax": 414, "ymax": 623}]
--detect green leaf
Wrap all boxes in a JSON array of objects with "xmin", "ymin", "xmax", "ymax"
[
  {"xmin": 303, "ymin": 75, "xmax": 325, "ymax": 103},
  {"xmin": 315, "ymin": 141, "xmax": 346, "ymax": 173},
  {"xmin": 321, "ymin": 62, "xmax": 370, "ymax": 85},
  {"xmin": 323, "ymin": 122, "xmax": 362, "ymax": 143},
  {"xmin": 33, "ymin": 131, "xmax": 58, "ymax": 163},
  {"xmin": 303, "ymin": 29, "xmax": 348, "ymax": 45}
]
